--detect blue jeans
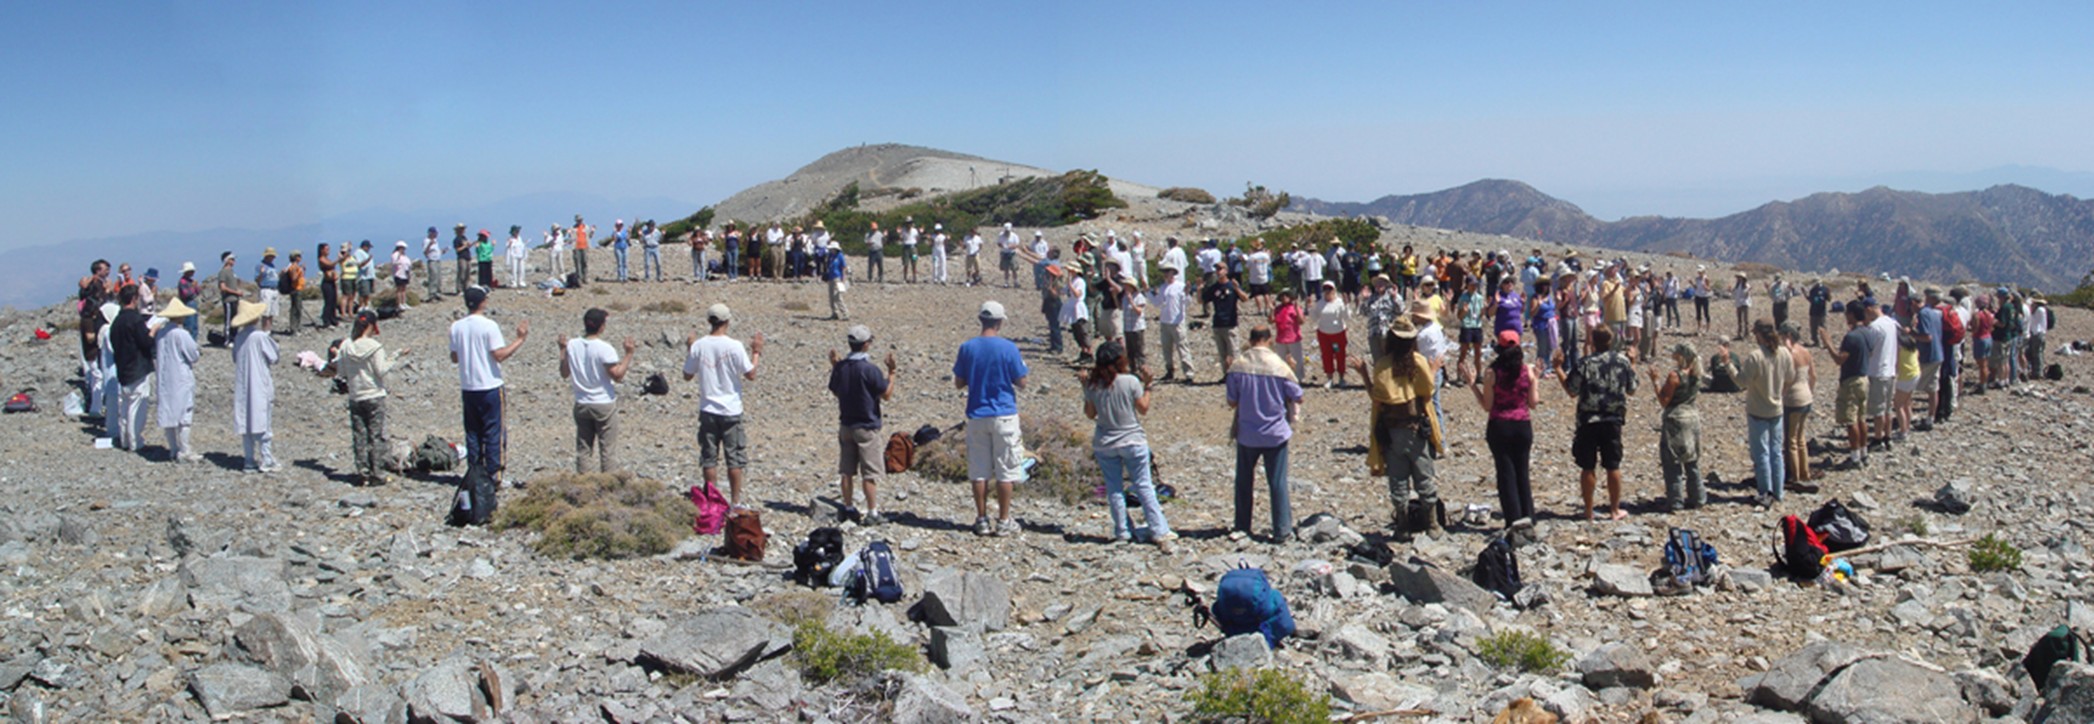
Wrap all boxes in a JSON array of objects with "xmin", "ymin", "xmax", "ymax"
[
  {"xmin": 461, "ymin": 388, "xmax": 506, "ymax": 473},
  {"xmin": 1747, "ymin": 414, "xmax": 1784, "ymax": 499},
  {"xmin": 1233, "ymin": 442, "xmax": 1292, "ymax": 540},
  {"xmin": 722, "ymin": 247, "xmax": 738, "ymax": 279},
  {"xmin": 1096, "ymin": 445, "xmax": 1170, "ymax": 540},
  {"xmin": 642, "ymin": 247, "xmax": 662, "ymax": 281},
  {"xmin": 1041, "ymin": 299, "xmax": 1064, "ymax": 353},
  {"xmin": 613, "ymin": 247, "xmax": 630, "ymax": 281}
]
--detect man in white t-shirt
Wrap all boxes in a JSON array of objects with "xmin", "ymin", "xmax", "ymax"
[
  {"xmin": 448, "ymin": 286, "xmax": 529, "ymax": 485},
  {"xmin": 1863, "ymin": 301, "xmax": 1899, "ymax": 450},
  {"xmin": 963, "ymin": 231, "xmax": 984, "ymax": 286},
  {"xmin": 1295, "ymin": 245, "xmax": 1328, "ymax": 300},
  {"xmin": 1244, "ymin": 239, "xmax": 1275, "ymax": 318},
  {"xmin": 900, "ymin": 219, "xmax": 921, "ymax": 284},
  {"xmin": 1195, "ymin": 239, "xmax": 1224, "ymax": 317},
  {"xmin": 1159, "ymin": 237, "xmax": 1188, "ymax": 279},
  {"xmin": 683, "ymin": 303, "xmax": 765, "ymax": 506},
  {"xmin": 560, "ymin": 307, "xmax": 635, "ymax": 474},
  {"xmin": 997, "ymin": 223, "xmax": 1022, "ymax": 287},
  {"xmin": 1411, "ymin": 299, "xmax": 1453, "ymax": 435},
  {"xmin": 421, "ymin": 227, "xmax": 446, "ymax": 300},
  {"xmin": 1156, "ymin": 266, "xmax": 1193, "ymax": 381}
]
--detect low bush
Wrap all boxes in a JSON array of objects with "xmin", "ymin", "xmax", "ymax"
[
  {"xmin": 1476, "ymin": 630, "xmax": 1571, "ymax": 673},
  {"xmin": 1184, "ymin": 668, "xmax": 1331, "ymax": 724},
  {"xmin": 638, "ymin": 300, "xmax": 689, "ymax": 315},
  {"xmin": 913, "ymin": 415, "xmax": 1093, "ymax": 503},
  {"xmin": 792, "ymin": 171, "xmax": 1127, "ymax": 255},
  {"xmin": 780, "ymin": 300, "xmax": 812, "ymax": 312},
  {"xmin": 1898, "ymin": 514, "xmax": 1929, "ymax": 537},
  {"xmin": 791, "ymin": 621, "xmax": 922, "ymax": 686},
  {"xmin": 1158, "ymin": 187, "xmax": 1217, "ymax": 204},
  {"xmin": 1227, "ymin": 183, "xmax": 1291, "ymax": 220},
  {"xmin": 658, "ymin": 206, "xmax": 716, "ymax": 243},
  {"xmin": 1968, "ymin": 533, "xmax": 2022, "ymax": 572},
  {"xmin": 494, "ymin": 472, "xmax": 692, "ymax": 560}
]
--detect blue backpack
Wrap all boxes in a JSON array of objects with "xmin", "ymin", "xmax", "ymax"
[
  {"xmin": 1663, "ymin": 528, "xmax": 1720, "ymax": 586},
  {"xmin": 1210, "ymin": 566, "xmax": 1294, "ymax": 648},
  {"xmin": 850, "ymin": 541, "xmax": 904, "ymax": 604}
]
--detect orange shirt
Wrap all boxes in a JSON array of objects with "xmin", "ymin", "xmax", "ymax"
[{"xmin": 574, "ymin": 225, "xmax": 590, "ymax": 250}]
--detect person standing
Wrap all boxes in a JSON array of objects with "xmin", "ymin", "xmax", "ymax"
[
  {"xmin": 449, "ymin": 286, "xmax": 529, "ymax": 481},
  {"xmin": 1156, "ymin": 266, "xmax": 1194, "ymax": 382},
  {"xmin": 1202, "ymin": 268, "xmax": 1248, "ymax": 380},
  {"xmin": 176, "ymin": 262, "xmax": 204, "ymax": 339},
  {"xmin": 507, "ymin": 226, "xmax": 531, "ymax": 288},
  {"xmin": 1649, "ymin": 342, "xmax": 1705, "ymax": 510},
  {"xmin": 1362, "ymin": 275, "xmax": 1400, "ymax": 366},
  {"xmin": 1227, "ymin": 327, "xmax": 1303, "ymax": 541},
  {"xmin": 610, "ymin": 219, "xmax": 631, "ymax": 282},
  {"xmin": 963, "ymin": 228, "xmax": 984, "ymax": 286},
  {"xmin": 829, "ymin": 325, "xmax": 897, "ymax": 525},
  {"xmin": 560, "ymin": 308, "xmax": 635, "ymax": 474},
  {"xmin": 354, "ymin": 241, "xmax": 376, "ymax": 311},
  {"xmin": 997, "ymin": 223, "xmax": 1022, "ymax": 287},
  {"xmin": 864, "ymin": 222, "xmax": 886, "ymax": 283},
  {"xmin": 546, "ymin": 223, "xmax": 567, "ymax": 280},
  {"xmin": 683, "ymin": 304, "xmax": 763, "ymax": 506},
  {"xmin": 899, "ymin": 218, "xmax": 920, "ymax": 284},
  {"xmin": 1351, "ymin": 316, "xmax": 1444, "ymax": 537},
  {"xmin": 1060, "ymin": 262, "xmax": 1093, "ymax": 364},
  {"xmin": 931, "ymin": 223, "xmax": 951, "ymax": 284},
  {"xmin": 390, "ymin": 241, "xmax": 413, "ymax": 309},
  {"xmin": 1273, "ymin": 291, "xmax": 1306, "ymax": 378},
  {"xmin": 1769, "ymin": 275, "xmax": 1792, "ymax": 327},
  {"xmin": 1735, "ymin": 320, "xmax": 1794, "ymax": 506},
  {"xmin": 451, "ymin": 223, "xmax": 472, "ymax": 294},
  {"xmin": 1467, "ymin": 329, "xmax": 1537, "ymax": 526},
  {"xmin": 1454, "ymin": 278, "xmax": 1486, "ymax": 385},
  {"xmin": 719, "ymin": 223, "xmax": 739, "ymax": 282},
  {"xmin": 1312, "ymin": 281, "xmax": 1353, "ymax": 389},
  {"xmin": 77, "ymin": 260, "xmax": 113, "ymax": 386},
  {"xmin": 1731, "ymin": 273, "xmax": 1752, "ymax": 341},
  {"xmin": 954, "ymin": 301, "xmax": 1030, "ymax": 536},
  {"xmin": 571, "ymin": 216, "xmax": 592, "ymax": 287},
  {"xmin": 1693, "ymin": 267, "xmax": 1713, "ymax": 334},
  {"xmin": 823, "ymin": 240, "xmax": 850, "ymax": 320},
  {"xmin": 255, "ymin": 248, "xmax": 282, "ymax": 329},
  {"xmin": 326, "ymin": 310, "xmax": 407, "ymax": 485},
  {"xmin": 641, "ymin": 220, "xmax": 664, "ymax": 282},
  {"xmin": 230, "ymin": 299, "xmax": 280, "ymax": 472},
  {"xmin": 473, "ymin": 231, "xmax": 496, "ymax": 288},
  {"xmin": 154, "ymin": 299, "xmax": 202, "ymax": 462},
  {"xmin": 316, "ymin": 245, "xmax": 338, "ymax": 328},
  {"xmin": 1780, "ymin": 321, "xmax": 1816, "ymax": 490},
  {"xmin": 215, "ymin": 252, "xmax": 243, "ymax": 344},
  {"xmin": 688, "ymin": 227, "xmax": 710, "ymax": 282},
  {"xmin": 1561, "ymin": 326, "xmax": 1636, "ymax": 521},
  {"xmin": 422, "ymin": 227, "xmax": 446, "ymax": 300},
  {"xmin": 2026, "ymin": 294, "xmax": 2051, "ymax": 381},
  {"xmin": 110, "ymin": 285, "xmax": 156, "ymax": 453},
  {"xmin": 1083, "ymin": 340, "xmax": 1174, "ymax": 551},
  {"xmin": 1863, "ymin": 300, "xmax": 1899, "ymax": 450},
  {"xmin": 1818, "ymin": 303, "xmax": 1872, "ymax": 468},
  {"xmin": 281, "ymin": 253, "xmax": 306, "ymax": 332},
  {"xmin": 1121, "ymin": 272, "xmax": 1149, "ymax": 370},
  {"xmin": 1036, "ymin": 249, "xmax": 1066, "ymax": 355},
  {"xmin": 1243, "ymin": 239, "xmax": 1274, "ymax": 318}
]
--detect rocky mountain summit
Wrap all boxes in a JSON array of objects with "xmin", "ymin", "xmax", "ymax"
[{"xmin": 0, "ymin": 214, "xmax": 2090, "ymax": 721}]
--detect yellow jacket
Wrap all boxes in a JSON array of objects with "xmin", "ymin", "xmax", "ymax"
[{"xmin": 1365, "ymin": 352, "xmax": 1442, "ymax": 475}]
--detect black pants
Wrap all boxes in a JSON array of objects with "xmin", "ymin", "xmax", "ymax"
[
  {"xmin": 1694, "ymin": 297, "xmax": 1711, "ymax": 325},
  {"xmin": 320, "ymin": 282, "xmax": 339, "ymax": 327},
  {"xmin": 1485, "ymin": 418, "xmax": 1534, "ymax": 524}
]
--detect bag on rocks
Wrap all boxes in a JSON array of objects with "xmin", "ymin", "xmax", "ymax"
[
  {"xmin": 792, "ymin": 527, "xmax": 846, "ymax": 587},
  {"xmin": 413, "ymin": 435, "xmax": 458, "ymax": 473},
  {"xmin": 2046, "ymin": 363, "xmax": 2064, "ymax": 381},
  {"xmin": 1405, "ymin": 497, "xmax": 1448, "ymax": 534},
  {"xmin": 445, "ymin": 464, "xmax": 498, "ymax": 527},
  {"xmin": 1471, "ymin": 536, "xmax": 1524, "ymax": 600},
  {"xmin": 849, "ymin": 541, "xmax": 904, "ymax": 604},
  {"xmin": 2023, "ymin": 624, "xmax": 2091, "ymax": 690},
  {"xmin": 883, "ymin": 432, "xmax": 915, "ymax": 474},
  {"xmin": 4, "ymin": 390, "xmax": 35, "ymax": 413},
  {"xmin": 643, "ymin": 372, "xmax": 669, "ymax": 395},
  {"xmin": 1661, "ymin": 528, "xmax": 1720, "ymax": 589},
  {"xmin": 1774, "ymin": 514, "xmax": 1829, "ymax": 580},
  {"xmin": 1210, "ymin": 566, "xmax": 1295, "ymax": 648},
  {"xmin": 690, "ymin": 481, "xmax": 730, "ymax": 535},
  {"xmin": 721, "ymin": 509, "xmax": 766, "ymax": 562},
  {"xmin": 911, "ymin": 424, "xmax": 943, "ymax": 446},
  {"xmin": 1806, "ymin": 499, "xmax": 1871, "ymax": 551}
]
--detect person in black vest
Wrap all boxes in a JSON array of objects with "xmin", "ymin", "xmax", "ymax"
[
  {"xmin": 110, "ymin": 285, "xmax": 157, "ymax": 453},
  {"xmin": 828, "ymin": 324, "xmax": 898, "ymax": 526}
]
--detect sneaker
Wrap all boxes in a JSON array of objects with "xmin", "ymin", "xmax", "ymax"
[
  {"xmin": 862, "ymin": 510, "xmax": 886, "ymax": 527},
  {"xmin": 1154, "ymin": 536, "xmax": 1177, "ymax": 555},
  {"xmin": 1324, "ymin": 379, "xmax": 1334, "ymax": 390},
  {"xmin": 995, "ymin": 518, "xmax": 1020, "ymax": 537},
  {"xmin": 973, "ymin": 517, "xmax": 993, "ymax": 536},
  {"xmin": 257, "ymin": 463, "xmax": 284, "ymax": 474}
]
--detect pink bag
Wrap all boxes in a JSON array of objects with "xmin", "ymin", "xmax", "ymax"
[{"xmin": 690, "ymin": 482, "xmax": 730, "ymax": 535}]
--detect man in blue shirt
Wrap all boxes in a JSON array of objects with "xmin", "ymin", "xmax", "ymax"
[
  {"xmin": 953, "ymin": 301, "xmax": 1030, "ymax": 536},
  {"xmin": 1914, "ymin": 288, "xmax": 1945, "ymax": 426},
  {"xmin": 830, "ymin": 324, "xmax": 898, "ymax": 526}
]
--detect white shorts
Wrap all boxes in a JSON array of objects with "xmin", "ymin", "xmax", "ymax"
[
  {"xmin": 1866, "ymin": 377, "xmax": 1893, "ymax": 416},
  {"xmin": 965, "ymin": 414, "xmax": 1026, "ymax": 483},
  {"xmin": 260, "ymin": 289, "xmax": 281, "ymax": 317}
]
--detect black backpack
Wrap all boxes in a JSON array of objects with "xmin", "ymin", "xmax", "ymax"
[
  {"xmin": 849, "ymin": 541, "xmax": 904, "ymax": 604},
  {"xmin": 1807, "ymin": 499, "xmax": 1871, "ymax": 552},
  {"xmin": 1405, "ymin": 498, "xmax": 1447, "ymax": 534},
  {"xmin": 445, "ymin": 463, "xmax": 499, "ymax": 527},
  {"xmin": 1471, "ymin": 537, "xmax": 1523, "ymax": 600},
  {"xmin": 792, "ymin": 527, "xmax": 847, "ymax": 587},
  {"xmin": 412, "ymin": 435, "xmax": 457, "ymax": 473},
  {"xmin": 2023, "ymin": 625, "xmax": 2090, "ymax": 690},
  {"xmin": 643, "ymin": 373, "xmax": 670, "ymax": 395}
]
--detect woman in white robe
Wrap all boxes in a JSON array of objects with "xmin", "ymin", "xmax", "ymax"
[
  {"xmin": 230, "ymin": 300, "xmax": 280, "ymax": 472},
  {"xmin": 154, "ymin": 299, "xmax": 202, "ymax": 462}
]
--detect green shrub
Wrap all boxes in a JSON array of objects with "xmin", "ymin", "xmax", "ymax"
[
  {"xmin": 792, "ymin": 170, "xmax": 1126, "ymax": 255},
  {"xmin": 1898, "ymin": 514, "xmax": 1929, "ymax": 537},
  {"xmin": 1158, "ymin": 187, "xmax": 1217, "ymax": 204},
  {"xmin": 913, "ymin": 415, "xmax": 1093, "ymax": 504},
  {"xmin": 791, "ymin": 621, "xmax": 923, "ymax": 685},
  {"xmin": 494, "ymin": 472, "xmax": 692, "ymax": 560},
  {"xmin": 1476, "ymin": 630, "xmax": 1571, "ymax": 673},
  {"xmin": 2052, "ymin": 281, "xmax": 2094, "ymax": 310},
  {"xmin": 658, "ymin": 206, "xmax": 716, "ymax": 241},
  {"xmin": 1185, "ymin": 668, "xmax": 1332, "ymax": 724},
  {"xmin": 1968, "ymin": 533, "xmax": 2022, "ymax": 572}
]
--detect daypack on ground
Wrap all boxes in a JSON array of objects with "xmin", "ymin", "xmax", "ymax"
[
  {"xmin": 4, "ymin": 391, "xmax": 35, "ymax": 413},
  {"xmin": 1404, "ymin": 497, "xmax": 1448, "ymax": 534},
  {"xmin": 643, "ymin": 372, "xmax": 669, "ymax": 395},
  {"xmin": 1662, "ymin": 528, "xmax": 1720, "ymax": 589},
  {"xmin": 721, "ymin": 509, "xmax": 766, "ymax": 562},
  {"xmin": 2046, "ymin": 363, "xmax": 2064, "ymax": 381},
  {"xmin": 884, "ymin": 432, "xmax": 915, "ymax": 474},
  {"xmin": 792, "ymin": 527, "xmax": 846, "ymax": 587},
  {"xmin": 910, "ymin": 424, "xmax": 943, "ymax": 446},
  {"xmin": 689, "ymin": 481, "xmax": 729, "ymax": 535},
  {"xmin": 1211, "ymin": 566, "xmax": 1295, "ymax": 648},
  {"xmin": 1775, "ymin": 514, "xmax": 1829, "ymax": 580},
  {"xmin": 849, "ymin": 541, "xmax": 904, "ymax": 604},
  {"xmin": 413, "ymin": 435, "xmax": 458, "ymax": 473},
  {"xmin": 1471, "ymin": 536, "xmax": 1523, "ymax": 600},
  {"xmin": 2022, "ymin": 624, "xmax": 2090, "ymax": 690},
  {"xmin": 445, "ymin": 463, "xmax": 498, "ymax": 527},
  {"xmin": 1806, "ymin": 499, "xmax": 1871, "ymax": 551}
]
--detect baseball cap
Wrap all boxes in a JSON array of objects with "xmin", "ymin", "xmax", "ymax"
[
  {"xmin": 707, "ymin": 303, "xmax": 733, "ymax": 323},
  {"xmin": 1496, "ymin": 329, "xmax": 1520, "ymax": 347},
  {"xmin": 462, "ymin": 285, "xmax": 489, "ymax": 310},
  {"xmin": 846, "ymin": 325, "xmax": 873, "ymax": 344},
  {"xmin": 979, "ymin": 300, "xmax": 1007, "ymax": 321}
]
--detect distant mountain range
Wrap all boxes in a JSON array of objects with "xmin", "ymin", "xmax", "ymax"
[
  {"xmin": 0, "ymin": 191, "xmax": 693, "ymax": 310},
  {"xmin": 1293, "ymin": 180, "xmax": 2094, "ymax": 291}
]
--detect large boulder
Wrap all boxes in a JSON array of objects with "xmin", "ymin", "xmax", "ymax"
[
  {"xmin": 180, "ymin": 556, "xmax": 291, "ymax": 613},
  {"xmin": 333, "ymin": 684, "xmax": 407, "ymax": 724},
  {"xmin": 2037, "ymin": 661, "xmax": 2094, "ymax": 724},
  {"xmin": 890, "ymin": 674, "xmax": 977, "ymax": 723},
  {"xmin": 233, "ymin": 612, "xmax": 371, "ymax": 701},
  {"xmin": 1738, "ymin": 641, "xmax": 1869, "ymax": 711},
  {"xmin": 1387, "ymin": 558, "xmax": 1498, "ymax": 613},
  {"xmin": 927, "ymin": 625, "xmax": 985, "ymax": 672},
  {"xmin": 1804, "ymin": 657, "xmax": 1977, "ymax": 724},
  {"xmin": 918, "ymin": 568, "xmax": 1010, "ymax": 632},
  {"xmin": 1589, "ymin": 564, "xmax": 1654, "ymax": 598},
  {"xmin": 1577, "ymin": 642, "xmax": 1656, "ymax": 690},
  {"xmin": 186, "ymin": 663, "xmax": 291, "ymax": 720},
  {"xmin": 402, "ymin": 657, "xmax": 516, "ymax": 724},
  {"xmin": 1209, "ymin": 633, "xmax": 1272, "ymax": 671},
  {"xmin": 636, "ymin": 607, "xmax": 791, "ymax": 680}
]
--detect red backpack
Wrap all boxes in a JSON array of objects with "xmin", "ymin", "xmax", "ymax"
[
  {"xmin": 1775, "ymin": 515, "xmax": 1830, "ymax": 580},
  {"xmin": 1939, "ymin": 304, "xmax": 1965, "ymax": 346}
]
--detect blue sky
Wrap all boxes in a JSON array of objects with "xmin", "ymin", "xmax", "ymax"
[{"xmin": 4, "ymin": 1, "xmax": 2092, "ymax": 249}]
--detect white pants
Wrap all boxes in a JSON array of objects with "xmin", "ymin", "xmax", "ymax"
[
  {"xmin": 508, "ymin": 257, "xmax": 528, "ymax": 288},
  {"xmin": 548, "ymin": 248, "xmax": 565, "ymax": 278},
  {"xmin": 932, "ymin": 248, "xmax": 949, "ymax": 283},
  {"xmin": 84, "ymin": 359, "xmax": 106, "ymax": 416},
  {"xmin": 119, "ymin": 376, "xmax": 153, "ymax": 451},
  {"xmin": 164, "ymin": 425, "xmax": 195, "ymax": 461},
  {"xmin": 243, "ymin": 432, "xmax": 277, "ymax": 470}
]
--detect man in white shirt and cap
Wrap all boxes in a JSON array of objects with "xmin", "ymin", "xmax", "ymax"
[
  {"xmin": 930, "ymin": 223, "xmax": 950, "ymax": 284},
  {"xmin": 997, "ymin": 223, "xmax": 1022, "ymax": 288}
]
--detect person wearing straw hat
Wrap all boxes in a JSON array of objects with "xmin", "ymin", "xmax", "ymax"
[
  {"xmin": 110, "ymin": 285, "xmax": 158, "ymax": 453},
  {"xmin": 325, "ymin": 309, "xmax": 408, "ymax": 485},
  {"xmin": 154, "ymin": 298, "xmax": 202, "ymax": 463},
  {"xmin": 254, "ymin": 248, "xmax": 282, "ymax": 329},
  {"xmin": 230, "ymin": 298, "xmax": 281, "ymax": 473},
  {"xmin": 1353, "ymin": 315, "xmax": 1442, "ymax": 538}
]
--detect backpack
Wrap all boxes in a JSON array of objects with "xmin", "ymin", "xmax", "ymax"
[
  {"xmin": 2023, "ymin": 625, "xmax": 2090, "ymax": 690},
  {"xmin": 412, "ymin": 435, "xmax": 457, "ymax": 473},
  {"xmin": 1806, "ymin": 499, "xmax": 1871, "ymax": 552},
  {"xmin": 911, "ymin": 424, "xmax": 944, "ymax": 446},
  {"xmin": 721, "ymin": 509, "xmax": 766, "ymax": 562},
  {"xmin": 1209, "ymin": 566, "xmax": 1295, "ymax": 648},
  {"xmin": 643, "ymin": 372, "xmax": 669, "ymax": 395},
  {"xmin": 689, "ymin": 481, "xmax": 730, "ymax": 535},
  {"xmin": 883, "ymin": 432, "xmax": 915, "ymax": 474},
  {"xmin": 2046, "ymin": 363, "xmax": 2064, "ymax": 381},
  {"xmin": 3, "ymin": 391, "xmax": 34, "ymax": 413},
  {"xmin": 1662, "ymin": 528, "xmax": 1720, "ymax": 586},
  {"xmin": 1775, "ymin": 514, "xmax": 1830, "ymax": 580},
  {"xmin": 1471, "ymin": 537, "xmax": 1523, "ymax": 600},
  {"xmin": 792, "ymin": 527, "xmax": 847, "ymax": 587},
  {"xmin": 849, "ymin": 541, "xmax": 905, "ymax": 604},
  {"xmin": 445, "ymin": 464, "xmax": 499, "ymax": 527},
  {"xmin": 1405, "ymin": 497, "xmax": 1448, "ymax": 534},
  {"xmin": 1940, "ymin": 304, "xmax": 1965, "ymax": 346}
]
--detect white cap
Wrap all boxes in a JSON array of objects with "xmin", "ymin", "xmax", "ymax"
[
  {"xmin": 1133, "ymin": 231, "xmax": 1142, "ymax": 238},
  {"xmin": 979, "ymin": 301, "xmax": 1007, "ymax": 321},
  {"xmin": 706, "ymin": 303, "xmax": 732, "ymax": 323},
  {"xmin": 1003, "ymin": 222, "xmax": 1013, "ymax": 229}
]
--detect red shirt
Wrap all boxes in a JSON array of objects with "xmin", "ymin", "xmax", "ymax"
[
  {"xmin": 1274, "ymin": 303, "xmax": 1303, "ymax": 345},
  {"xmin": 1971, "ymin": 310, "xmax": 1995, "ymax": 341}
]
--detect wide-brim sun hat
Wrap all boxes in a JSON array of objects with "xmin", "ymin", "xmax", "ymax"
[
  {"xmin": 99, "ymin": 302, "xmax": 120, "ymax": 324},
  {"xmin": 157, "ymin": 298, "xmax": 197, "ymax": 319},
  {"xmin": 1387, "ymin": 316, "xmax": 1420, "ymax": 339},
  {"xmin": 230, "ymin": 300, "xmax": 268, "ymax": 328}
]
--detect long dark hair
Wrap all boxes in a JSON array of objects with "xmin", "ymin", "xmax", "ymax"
[
  {"xmin": 1088, "ymin": 340, "xmax": 1125, "ymax": 390},
  {"xmin": 1385, "ymin": 332, "xmax": 1417, "ymax": 377},
  {"xmin": 1492, "ymin": 341, "xmax": 1523, "ymax": 373}
]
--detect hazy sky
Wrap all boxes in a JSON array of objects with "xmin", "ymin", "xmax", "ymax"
[{"xmin": 5, "ymin": 1, "xmax": 2092, "ymax": 249}]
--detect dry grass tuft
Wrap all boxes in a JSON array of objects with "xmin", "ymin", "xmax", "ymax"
[
  {"xmin": 638, "ymin": 300, "xmax": 689, "ymax": 315},
  {"xmin": 914, "ymin": 415, "xmax": 1094, "ymax": 504},
  {"xmin": 494, "ymin": 472, "xmax": 691, "ymax": 560},
  {"xmin": 1158, "ymin": 187, "xmax": 1217, "ymax": 204}
]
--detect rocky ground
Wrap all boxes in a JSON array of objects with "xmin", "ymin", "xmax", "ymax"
[{"xmin": 0, "ymin": 216, "xmax": 2090, "ymax": 722}]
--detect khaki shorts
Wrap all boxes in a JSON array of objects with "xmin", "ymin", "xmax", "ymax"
[
  {"xmin": 1917, "ymin": 362, "xmax": 1941, "ymax": 395},
  {"xmin": 965, "ymin": 414, "xmax": 1026, "ymax": 483},
  {"xmin": 1866, "ymin": 377, "xmax": 1893, "ymax": 417},
  {"xmin": 1836, "ymin": 377, "xmax": 1868, "ymax": 426},
  {"xmin": 838, "ymin": 426, "xmax": 883, "ymax": 480}
]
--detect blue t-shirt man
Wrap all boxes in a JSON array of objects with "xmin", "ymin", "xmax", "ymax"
[
  {"xmin": 954, "ymin": 333, "xmax": 1028, "ymax": 419},
  {"xmin": 1916, "ymin": 304, "xmax": 1944, "ymax": 365}
]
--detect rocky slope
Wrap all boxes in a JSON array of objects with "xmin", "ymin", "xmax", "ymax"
[
  {"xmin": 0, "ymin": 222, "xmax": 2089, "ymax": 721},
  {"xmin": 712, "ymin": 144, "xmax": 1160, "ymax": 226}
]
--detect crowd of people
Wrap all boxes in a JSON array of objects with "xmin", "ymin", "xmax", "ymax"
[{"xmin": 65, "ymin": 221, "xmax": 2070, "ymax": 552}]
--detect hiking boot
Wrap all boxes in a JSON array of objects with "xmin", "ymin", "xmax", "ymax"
[
  {"xmin": 973, "ymin": 517, "xmax": 993, "ymax": 536},
  {"xmin": 995, "ymin": 518, "xmax": 1021, "ymax": 537},
  {"xmin": 1153, "ymin": 533, "xmax": 1178, "ymax": 555}
]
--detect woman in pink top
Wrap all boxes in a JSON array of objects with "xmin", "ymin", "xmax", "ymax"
[
  {"xmin": 1470, "ymin": 329, "xmax": 1539, "ymax": 527},
  {"xmin": 1272, "ymin": 291, "xmax": 1306, "ymax": 379}
]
